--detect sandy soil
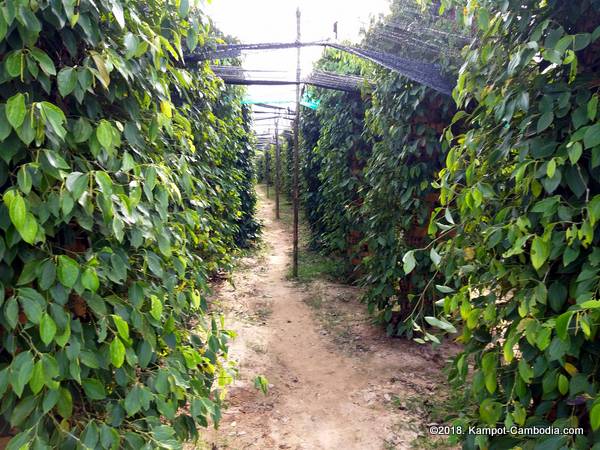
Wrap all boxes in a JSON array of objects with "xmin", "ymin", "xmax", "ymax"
[{"xmin": 200, "ymin": 187, "xmax": 455, "ymax": 450}]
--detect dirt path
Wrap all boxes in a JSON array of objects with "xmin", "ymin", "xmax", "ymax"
[{"xmin": 201, "ymin": 187, "xmax": 453, "ymax": 450}]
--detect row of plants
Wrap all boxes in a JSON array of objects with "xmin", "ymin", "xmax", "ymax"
[
  {"xmin": 262, "ymin": 0, "xmax": 600, "ymax": 447},
  {"xmin": 360, "ymin": 74, "xmax": 454, "ymax": 337},
  {"xmin": 0, "ymin": 0, "xmax": 258, "ymax": 447},
  {"xmin": 428, "ymin": 0, "xmax": 600, "ymax": 448},
  {"xmin": 284, "ymin": 4, "xmax": 459, "ymax": 337}
]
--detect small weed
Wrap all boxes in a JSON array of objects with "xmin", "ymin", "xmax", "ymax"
[
  {"xmin": 254, "ymin": 303, "xmax": 273, "ymax": 322},
  {"xmin": 388, "ymin": 389, "xmax": 465, "ymax": 450},
  {"xmin": 304, "ymin": 295, "xmax": 323, "ymax": 309},
  {"xmin": 253, "ymin": 375, "xmax": 269, "ymax": 395},
  {"xmin": 247, "ymin": 341, "xmax": 267, "ymax": 354},
  {"xmin": 411, "ymin": 435, "xmax": 456, "ymax": 450},
  {"xmin": 287, "ymin": 249, "xmax": 348, "ymax": 282}
]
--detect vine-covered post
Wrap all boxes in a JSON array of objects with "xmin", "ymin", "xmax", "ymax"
[
  {"xmin": 292, "ymin": 7, "xmax": 301, "ymax": 277},
  {"xmin": 275, "ymin": 119, "xmax": 281, "ymax": 220}
]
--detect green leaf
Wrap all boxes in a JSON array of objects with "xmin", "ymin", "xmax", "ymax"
[
  {"xmin": 591, "ymin": 401, "xmax": 600, "ymax": 431},
  {"xmin": 178, "ymin": 0, "xmax": 189, "ymax": 17},
  {"xmin": 91, "ymin": 53, "xmax": 111, "ymax": 89},
  {"xmin": 29, "ymin": 361, "xmax": 45, "ymax": 395},
  {"xmin": 42, "ymin": 389, "xmax": 59, "ymax": 413},
  {"xmin": 536, "ymin": 327, "xmax": 552, "ymax": 351},
  {"xmin": 10, "ymin": 396, "xmax": 37, "ymax": 427},
  {"xmin": 10, "ymin": 351, "xmax": 34, "ymax": 397},
  {"xmin": 537, "ymin": 112, "xmax": 554, "ymax": 133},
  {"xmin": 82, "ymin": 378, "xmax": 107, "ymax": 400},
  {"xmin": 584, "ymin": 123, "xmax": 600, "ymax": 149},
  {"xmin": 39, "ymin": 102, "xmax": 67, "ymax": 139},
  {"xmin": 58, "ymin": 67, "xmax": 78, "ymax": 97},
  {"xmin": 5, "ymin": 431, "xmax": 31, "ymax": 450},
  {"xmin": 19, "ymin": 213, "xmax": 38, "ymax": 244},
  {"xmin": 111, "ymin": 0, "xmax": 125, "ymax": 28},
  {"xmin": 435, "ymin": 285, "xmax": 454, "ymax": 294},
  {"xmin": 568, "ymin": 142, "xmax": 583, "ymax": 164},
  {"xmin": 5, "ymin": 51, "xmax": 23, "ymax": 78},
  {"xmin": 481, "ymin": 353, "xmax": 497, "ymax": 393},
  {"xmin": 17, "ymin": 166, "xmax": 32, "ymax": 194},
  {"xmin": 30, "ymin": 48, "xmax": 56, "ymax": 76},
  {"xmin": 57, "ymin": 255, "xmax": 80, "ymax": 288},
  {"xmin": 40, "ymin": 313, "xmax": 57, "ymax": 345},
  {"xmin": 530, "ymin": 236, "xmax": 550, "ymax": 270},
  {"xmin": 124, "ymin": 386, "xmax": 142, "ymax": 416},
  {"xmin": 589, "ymin": 195, "xmax": 600, "ymax": 225},
  {"xmin": 17, "ymin": 261, "xmax": 38, "ymax": 286},
  {"xmin": 558, "ymin": 374, "xmax": 569, "ymax": 395},
  {"xmin": 424, "ymin": 316, "xmax": 457, "ymax": 333},
  {"xmin": 44, "ymin": 149, "xmax": 69, "ymax": 170},
  {"xmin": 588, "ymin": 95, "xmax": 598, "ymax": 121},
  {"xmin": 15, "ymin": 114, "xmax": 35, "ymax": 145},
  {"xmin": 57, "ymin": 387, "xmax": 73, "ymax": 418},
  {"xmin": 402, "ymin": 250, "xmax": 416, "ymax": 274},
  {"xmin": 532, "ymin": 196, "xmax": 559, "ymax": 214},
  {"xmin": 150, "ymin": 296, "xmax": 163, "ymax": 320},
  {"xmin": 112, "ymin": 314, "xmax": 129, "ymax": 339},
  {"xmin": 81, "ymin": 267, "xmax": 100, "ymax": 292},
  {"xmin": 19, "ymin": 294, "xmax": 43, "ymax": 324},
  {"xmin": 16, "ymin": 6, "xmax": 41, "ymax": 37},
  {"xmin": 546, "ymin": 159, "xmax": 556, "ymax": 178},
  {"xmin": 0, "ymin": 105, "xmax": 12, "ymax": 141},
  {"xmin": 124, "ymin": 33, "xmax": 140, "ymax": 59},
  {"xmin": 110, "ymin": 338, "xmax": 126, "ymax": 368},
  {"xmin": 97, "ymin": 120, "xmax": 114, "ymax": 149},
  {"xmin": 0, "ymin": 13, "xmax": 6, "ymax": 41},
  {"xmin": 555, "ymin": 311, "xmax": 574, "ymax": 340},
  {"xmin": 253, "ymin": 375, "xmax": 269, "ymax": 395},
  {"xmin": 72, "ymin": 118, "xmax": 93, "ymax": 143},
  {"xmin": 95, "ymin": 171, "xmax": 113, "ymax": 195},
  {"xmin": 66, "ymin": 172, "xmax": 88, "ymax": 200},
  {"xmin": 9, "ymin": 194, "xmax": 26, "ymax": 231},
  {"xmin": 157, "ymin": 233, "xmax": 172, "ymax": 257},
  {"xmin": 429, "ymin": 247, "xmax": 441, "ymax": 266},
  {"xmin": 6, "ymin": 94, "xmax": 26, "ymax": 129},
  {"xmin": 479, "ymin": 398, "xmax": 502, "ymax": 425},
  {"xmin": 580, "ymin": 300, "xmax": 600, "ymax": 309},
  {"xmin": 518, "ymin": 359, "xmax": 534, "ymax": 383},
  {"xmin": 5, "ymin": 297, "xmax": 19, "ymax": 329},
  {"xmin": 477, "ymin": 8, "xmax": 490, "ymax": 31}
]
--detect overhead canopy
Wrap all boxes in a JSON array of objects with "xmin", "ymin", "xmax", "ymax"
[
  {"xmin": 210, "ymin": 66, "xmax": 371, "ymax": 94},
  {"xmin": 187, "ymin": 41, "xmax": 453, "ymax": 95}
]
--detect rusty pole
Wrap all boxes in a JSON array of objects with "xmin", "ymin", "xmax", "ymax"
[
  {"xmin": 275, "ymin": 119, "xmax": 281, "ymax": 220},
  {"xmin": 292, "ymin": 7, "xmax": 301, "ymax": 278}
]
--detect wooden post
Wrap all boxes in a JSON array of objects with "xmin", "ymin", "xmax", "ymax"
[
  {"xmin": 292, "ymin": 7, "xmax": 301, "ymax": 278},
  {"xmin": 275, "ymin": 119, "xmax": 281, "ymax": 220},
  {"xmin": 265, "ymin": 147, "xmax": 270, "ymax": 198}
]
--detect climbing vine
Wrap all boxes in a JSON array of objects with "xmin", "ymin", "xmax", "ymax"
[
  {"xmin": 299, "ymin": 5, "xmax": 457, "ymax": 337},
  {"xmin": 0, "ymin": 0, "xmax": 257, "ymax": 447},
  {"xmin": 424, "ymin": 0, "xmax": 600, "ymax": 447},
  {"xmin": 360, "ymin": 73, "xmax": 454, "ymax": 337},
  {"xmin": 300, "ymin": 50, "xmax": 370, "ymax": 259}
]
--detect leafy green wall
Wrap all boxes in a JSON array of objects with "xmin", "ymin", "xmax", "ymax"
[
  {"xmin": 433, "ymin": 0, "xmax": 600, "ymax": 447},
  {"xmin": 0, "ymin": 0, "xmax": 257, "ymax": 447}
]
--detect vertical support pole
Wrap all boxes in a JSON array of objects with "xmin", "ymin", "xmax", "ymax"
[
  {"xmin": 265, "ymin": 147, "xmax": 270, "ymax": 198},
  {"xmin": 275, "ymin": 119, "xmax": 281, "ymax": 220},
  {"xmin": 292, "ymin": 7, "xmax": 301, "ymax": 278}
]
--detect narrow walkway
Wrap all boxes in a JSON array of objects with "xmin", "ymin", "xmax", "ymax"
[{"xmin": 203, "ymin": 187, "xmax": 452, "ymax": 450}]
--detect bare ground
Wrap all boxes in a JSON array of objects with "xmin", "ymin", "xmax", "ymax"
[{"xmin": 199, "ymin": 187, "xmax": 456, "ymax": 450}]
